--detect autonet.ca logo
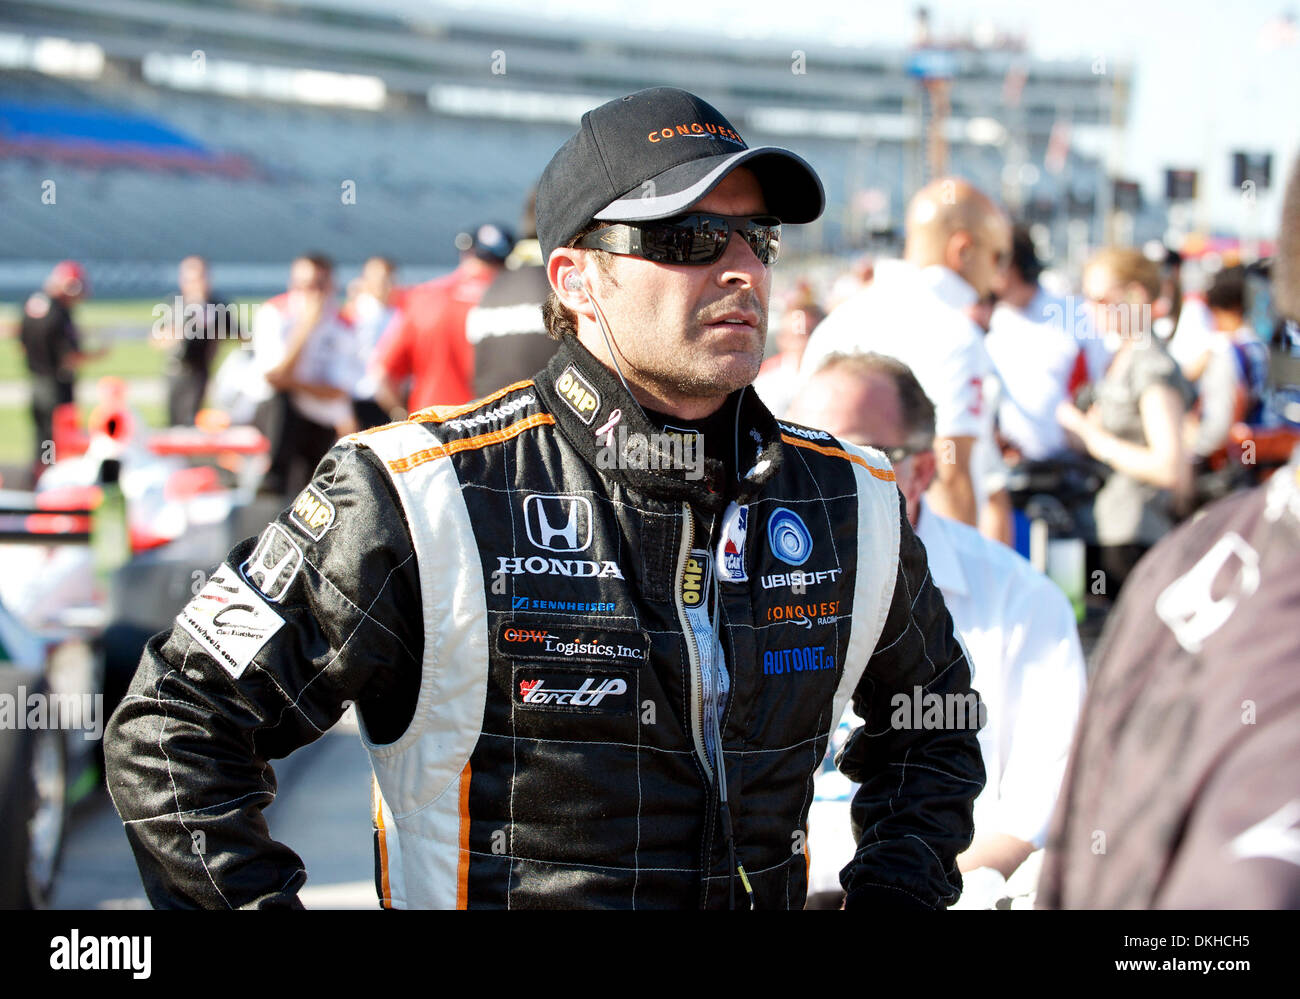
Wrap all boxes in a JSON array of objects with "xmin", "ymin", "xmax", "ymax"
[
  {"xmin": 763, "ymin": 645, "xmax": 835, "ymax": 676},
  {"xmin": 517, "ymin": 675, "xmax": 628, "ymax": 709}
]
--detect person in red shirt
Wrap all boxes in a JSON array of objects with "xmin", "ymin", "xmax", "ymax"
[{"xmin": 375, "ymin": 224, "xmax": 511, "ymax": 413}]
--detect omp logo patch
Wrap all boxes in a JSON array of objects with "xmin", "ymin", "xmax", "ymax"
[
  {"xmin": 555, "ymin": 365, "xmax": 600, "ymax": 424},
  {"xmin": 681, "ymin": 548, "xmax": 711, "ymax": 608},
  {"xmin": 288, "ymin": 484, "xmax": 335, "ymax": 540},
  {"xmin": 524, "ymin": 494, "xmax": 593, "ymax": 552},
  {"xmin": 240, "ymin": 523, "xmax": 303, "ymax": 602},
  {"xmin": 515, "ymin": 670, "xmax": 631, "ymax": 712},
  {"xmin": 498, "ymin": 621, "xmax": 649, "ymax": 664}
]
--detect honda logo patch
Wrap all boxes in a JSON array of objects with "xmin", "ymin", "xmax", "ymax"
[{"xmin": 524, "ymin": 494, "xmax": 593, "ymax": 552}]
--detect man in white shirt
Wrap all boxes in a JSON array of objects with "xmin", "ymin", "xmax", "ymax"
[
  {"xmin": 986, "ymin": 226, "xmax": 1099, "ymax": 461},
  {"xmin": 787, "ymin": 352, "xmax": 1086, "ymax": 907},
  {"xmin": 801, "ymin": 178, "xmax": 1011, "ymax": 536},
  {"xmin": 249, "ymin": 253, "xmax": 357, "ymax": 497}
]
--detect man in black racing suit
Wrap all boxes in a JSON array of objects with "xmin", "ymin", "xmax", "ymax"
[{"xmin": 105, "ymin": 87, "xmax": 984, "ymax": 909}]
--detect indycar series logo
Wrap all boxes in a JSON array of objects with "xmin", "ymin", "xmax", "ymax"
[{"xmin": 717, "ymin": 502, "xmax": 749, "ymax": 583}]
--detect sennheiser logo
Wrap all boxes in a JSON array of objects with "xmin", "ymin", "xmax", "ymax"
[{"xmin": 524, "ymin": 494, "xmax": 593, "ymax": 552}]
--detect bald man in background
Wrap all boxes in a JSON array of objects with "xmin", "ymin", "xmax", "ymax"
[
  {"xmin": 802, "ymin": 178, "xmax": 1011, "ymax": 539},
  {"xmin": 790, "ymin": 353, "xmax": 1085, "ymax": 908}
]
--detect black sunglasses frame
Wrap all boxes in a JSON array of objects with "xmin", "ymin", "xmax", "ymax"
[{"xmin": 572, "ymin": 213, "xmax": 782, "ymax": 266}]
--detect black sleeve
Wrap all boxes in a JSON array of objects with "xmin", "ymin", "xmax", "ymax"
[
  {"xmin": 104, "ymin": 442, "xmax": 423, "ymax": 908},
  {"xmin": 836, "ymin": 496, "xmax": 986, "ymax": 910}
]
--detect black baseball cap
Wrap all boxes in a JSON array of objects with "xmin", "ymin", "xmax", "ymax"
[{"xmin": 536, "ymin": 87, "xmax": 825, "ymax": 259}]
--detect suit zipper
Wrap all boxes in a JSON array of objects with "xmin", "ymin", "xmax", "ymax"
[
  {"xmin": 674, "ymin": 501, "xmax": 754, "ymax": 908},
  {"xmin": 673, "ymin": 502, "xmax": 712, "ymax": 783}
]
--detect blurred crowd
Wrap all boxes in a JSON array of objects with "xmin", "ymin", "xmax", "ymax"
[{"xmin": 15, "ymin": 156, "xmax": 1300, "ymax": 910}]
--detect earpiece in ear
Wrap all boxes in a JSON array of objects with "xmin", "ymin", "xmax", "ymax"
[{"xmin": 565, "ymin": 272, "xmax": 584, "ymax": 293}]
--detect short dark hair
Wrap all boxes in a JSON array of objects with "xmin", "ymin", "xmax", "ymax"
[
  {"xmin": 1206, "ymin": 265, "xmax": 1247, "ymax": 313},
  {"xmin": 816, "ymin": 352, "xmax": 936, "ymax": 454},
  {"xmin": 297, "ymin": 252, "xmax": 334, "ymax": 274},
  {"xmin": 1010, "ymin": 224, "xmax": 1042, "ymax": 285},
  {"xmin": 541, "ymin": 219, "xmax": 616, "ymax": 340},
  {"xmin": 1277, "ymin": 156, "xmax": 1300, "ymax": 322}
]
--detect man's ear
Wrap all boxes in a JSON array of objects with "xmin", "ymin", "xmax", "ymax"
[
  {"xmin": 946, "ymin": 231, "xmax": 974, "ymax": 274},
  {"xmin": 910, "ymin": 449, "xmax": 938, "ymax": 498},
  {"xmin": 547, "ymin": 249, "xmax": 596, "ymax": 319}
]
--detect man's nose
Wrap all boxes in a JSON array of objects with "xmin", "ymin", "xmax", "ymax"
[{"xmin": 715, "ymin": 231, "xmax": 765, "ymax": 287}]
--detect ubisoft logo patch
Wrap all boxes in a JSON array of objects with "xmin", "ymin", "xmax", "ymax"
[{"xmin": 767, "ymin": 508, "xmax": 812, "ymax": 567}]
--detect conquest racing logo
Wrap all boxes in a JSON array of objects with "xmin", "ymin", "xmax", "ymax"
[{"xmin": 765, "ymin": 600, "xmax": 840, "ymax": 629}]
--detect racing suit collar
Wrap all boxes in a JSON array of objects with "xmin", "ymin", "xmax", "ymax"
[{"xmin": 536, "ymin": 335, "xmax": 784, "ymax": 512}]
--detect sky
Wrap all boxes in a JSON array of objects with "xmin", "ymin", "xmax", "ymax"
[{"xmin": 413, "ymin": 0, "xmax": 1300, "ymax": 237}]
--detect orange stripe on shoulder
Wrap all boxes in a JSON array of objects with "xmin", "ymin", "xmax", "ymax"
[
  {"xmin": 456, "ymin": 761, "xmax": 472, "ymax": 910},
  {"xmin": 411, "ymin": 379, "xmax": 536, "ymax": 424},
  {"xmin": 781, "ymin": 434, "xmax": 896, "ymax": 481},
  {"xmin": 388, "ymin": 412, "xmax": 555, "ymax": 472}
]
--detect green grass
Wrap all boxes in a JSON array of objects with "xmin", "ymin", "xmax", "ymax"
[
  {"xmin": 0, "ymin": 400, "xmax": 170, "ymax": 471},
  {"xmin": 0, "ymin": 299, "xmax": 252, "ymax": 470},
  {"xmin": 0, "ymin": 299, "xmax": 256, "ymax": 381}
]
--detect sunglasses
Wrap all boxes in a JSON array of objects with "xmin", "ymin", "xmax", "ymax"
[{"xmin": 573, "ymin": 213, "xmax": 782, "ymax": 266}]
